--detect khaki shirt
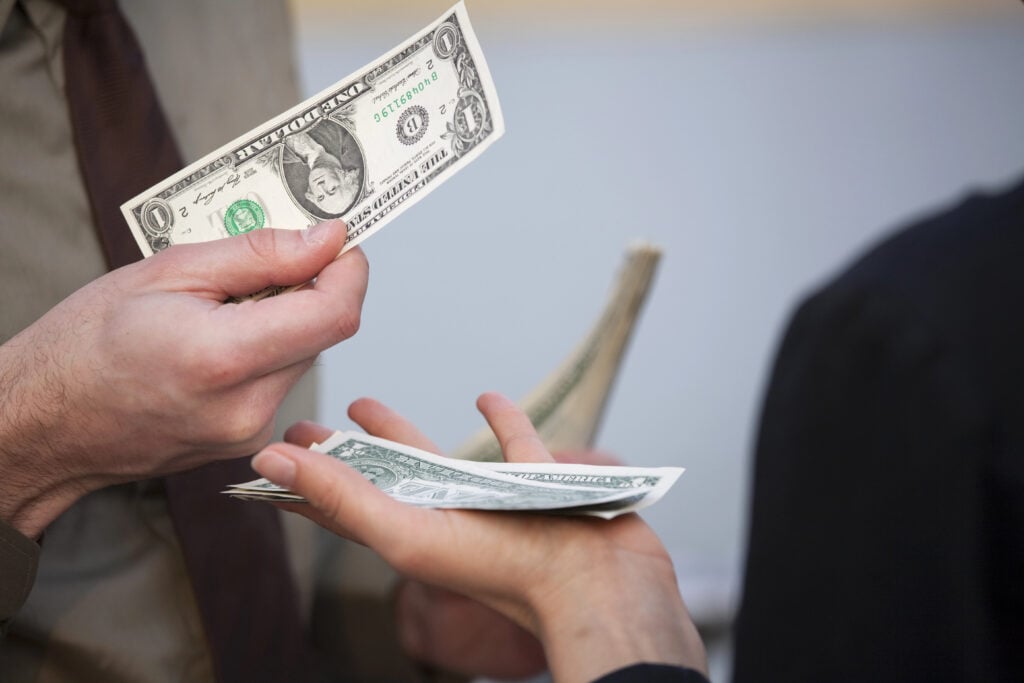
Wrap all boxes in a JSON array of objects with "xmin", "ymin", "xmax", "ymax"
[{"xmin": 0, "ymin": 1, "xmax": 369, "ymax": 680}]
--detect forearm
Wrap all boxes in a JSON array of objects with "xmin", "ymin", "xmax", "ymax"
[{"xmin": 0, "ymin": 335, "xmax": 88, "ymax": 538}]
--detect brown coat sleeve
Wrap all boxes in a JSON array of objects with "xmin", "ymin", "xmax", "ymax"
[{"xmin": 0, "ymin": 518, "xmax": 39, "ymax": 633}]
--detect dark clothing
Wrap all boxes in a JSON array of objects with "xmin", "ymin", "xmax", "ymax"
[
  {"xmin": 0, "ymin": 520, "xmax": 38, "ymax": 633},
  {"xmin": 733, "ymin": 178, "xmax": 1024, "ymax": 681},
  {"xmin": 594, "ymin": 663, "xmax": 709, "ymax": 683}
]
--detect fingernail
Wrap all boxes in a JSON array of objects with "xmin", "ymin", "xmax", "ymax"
[
  {"xmin": 252, "ymin": 450, "xmax": 297, "ymax": 487},
  {"xmin": 303, "ymin": 220, "xmax": 344, "ymax": 246}
]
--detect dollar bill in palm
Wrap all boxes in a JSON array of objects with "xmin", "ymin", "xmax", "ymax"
[
  {"xmin": 475, "ymin": 461, "xmax": 682, "ymax": 517},
  {"xmin": 121, "ymin": 1, "xmax": 502, "ymax": 256},
  {"xmin": 226, "ymin": 431, "xmax": 683, "ymax": 519}
]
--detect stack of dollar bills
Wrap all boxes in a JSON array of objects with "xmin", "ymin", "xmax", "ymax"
[{"xmin": 225, "ymin": 432, "xmax": 683, "ymax": 520}]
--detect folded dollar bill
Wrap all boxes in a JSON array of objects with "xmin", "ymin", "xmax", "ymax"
[
  {"xmin": 226, "ymin": 431, "xmax": 683, "ymax": 520},
  {"xmin": 120, "ymin": 1, "xmax": 502, "ymax": 257}
]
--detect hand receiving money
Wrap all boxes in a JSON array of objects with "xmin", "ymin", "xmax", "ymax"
[{"xmin": 246, "ymin": 393, "xmax": 707, "ymax": 683}]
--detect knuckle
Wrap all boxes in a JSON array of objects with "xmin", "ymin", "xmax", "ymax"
[
  {"xmin": 386, "ymin": 537, "xmax": 426, "ymax": 574},
  {"xmin": 215, "ymin": 402, "xmax": 274, "ymax": 446},
  {"xmin": 180, "ymin": 343, "xmax": 247, "ymax": 388},
  {"xmin": 241, "ymin": 228, "xmax": 280, "ymax": 266},
  {"xmin": 331, "ymin": 308, "xmax": 362, "ymax": 341},
  {"xmin": 502, "ymin": 431, "xmax": 545, "ymax": 454},
  {"xmin": 213, "ymin": 358, "xmax": 248, "ymax": 387},
  {"xmin": 311, "ymin": 479, "xmax": 347, "ymax": 521},
  {"xmin": 180, "ymin": 385, "xmax": 276, "ymax": 448},
  {"xmin": 347, "ymin": 246, "xmax": 370, "ymax": 273}
]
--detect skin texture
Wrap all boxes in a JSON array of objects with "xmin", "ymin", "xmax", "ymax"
[
  {"xmin": 0, "ymin": 220, "xmax": 368, "ymax": 538},
  {"xmin": 255, "ymin": 393, "xmax": 708, "ymax": 683}
]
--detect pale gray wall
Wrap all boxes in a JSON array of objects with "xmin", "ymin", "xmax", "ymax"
[{"xmin": 296, "ymin": 14, "xmax": 1024, "ymax": 655}]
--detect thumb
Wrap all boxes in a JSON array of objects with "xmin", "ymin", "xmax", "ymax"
[
  {"xmin": 252, "ymin": 443, "xmax": 414, "ymax": 550},
  {"xmin": 148, "ymin": 220, "xmax": 348, "ymax": 298}
]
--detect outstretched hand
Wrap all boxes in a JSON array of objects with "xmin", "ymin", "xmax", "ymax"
[
  {"xmin": 281, "ymin": 414, "xmax": 547, "ymax": 680},
  {"xmin": 254, "ymin": 394, "xmax": 707, "ymax": 683}
]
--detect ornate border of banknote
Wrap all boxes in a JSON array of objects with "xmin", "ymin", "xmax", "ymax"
[{"xmin": 120, "ymin": 2, "xmax": 504, "ymax": 257}]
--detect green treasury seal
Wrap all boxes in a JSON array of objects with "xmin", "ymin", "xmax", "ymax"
[{"xmin": 224, "ymin": 199, "xmax": 266, "ymax": 235}]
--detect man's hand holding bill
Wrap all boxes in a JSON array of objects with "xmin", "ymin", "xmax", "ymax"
[{"xmin": 0, "ymin": 221, "xmax": 367, "ymax": 538}]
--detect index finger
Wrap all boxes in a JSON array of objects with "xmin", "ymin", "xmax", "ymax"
[
  {"xmin": 284, "ymin": 420, "xmax": 334, "ymax": 448},
  {"xmin": 476, "ymin": 393, "xmax": 554, "ymax": 464},
  {"xmin": 348, "ymin": 397, "xmax": 443, "ymax": 454},
  {"xmin": 210, "ymin": 247, "xmax": 369, "ymax": 376}
]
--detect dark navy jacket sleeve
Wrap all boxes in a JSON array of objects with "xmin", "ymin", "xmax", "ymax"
[
  {"xmin": 733, "ymin": 179, "xmax": 1024, "ymax": 682},
  {"xmin": 592, "ymin": 663, "xmax": 710, "ymax": 683}
]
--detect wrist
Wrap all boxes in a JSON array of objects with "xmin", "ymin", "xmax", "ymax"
[
  {"xmin": 0, "ymin": 339, "xmax": 91, "ymax": 538},
  {"xmin": 0, "ymin": 469, "xmax": 88, "ymax": 540},
  {"xmin": 530, "ymin": 552, "xmax": 706, "ymax": 683},
  {"xmin": 0, "ymin": 432, "xmax": 90, "ymax": 539}
]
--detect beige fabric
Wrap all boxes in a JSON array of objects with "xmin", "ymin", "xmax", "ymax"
[
  {"xmin": 0, "ymin": 1, "xmax": 322, "ymax": 680},
  {"xmin": 0, "ymin": 0, "xmax": 106, "ymax": 340}
]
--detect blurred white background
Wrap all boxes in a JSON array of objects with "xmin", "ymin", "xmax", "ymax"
[{"xmin": 289, "ymin": 1, "xmax": 1024, "ymax": 679}]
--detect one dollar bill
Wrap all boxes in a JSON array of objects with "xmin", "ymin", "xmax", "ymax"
[
  {"xmin": 120, "ymin": 1, "xmax": 503, "ymax": 255},
  {"xmin": 226, "ymin": 431, "xmax": 684, "ymax": 520}
]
